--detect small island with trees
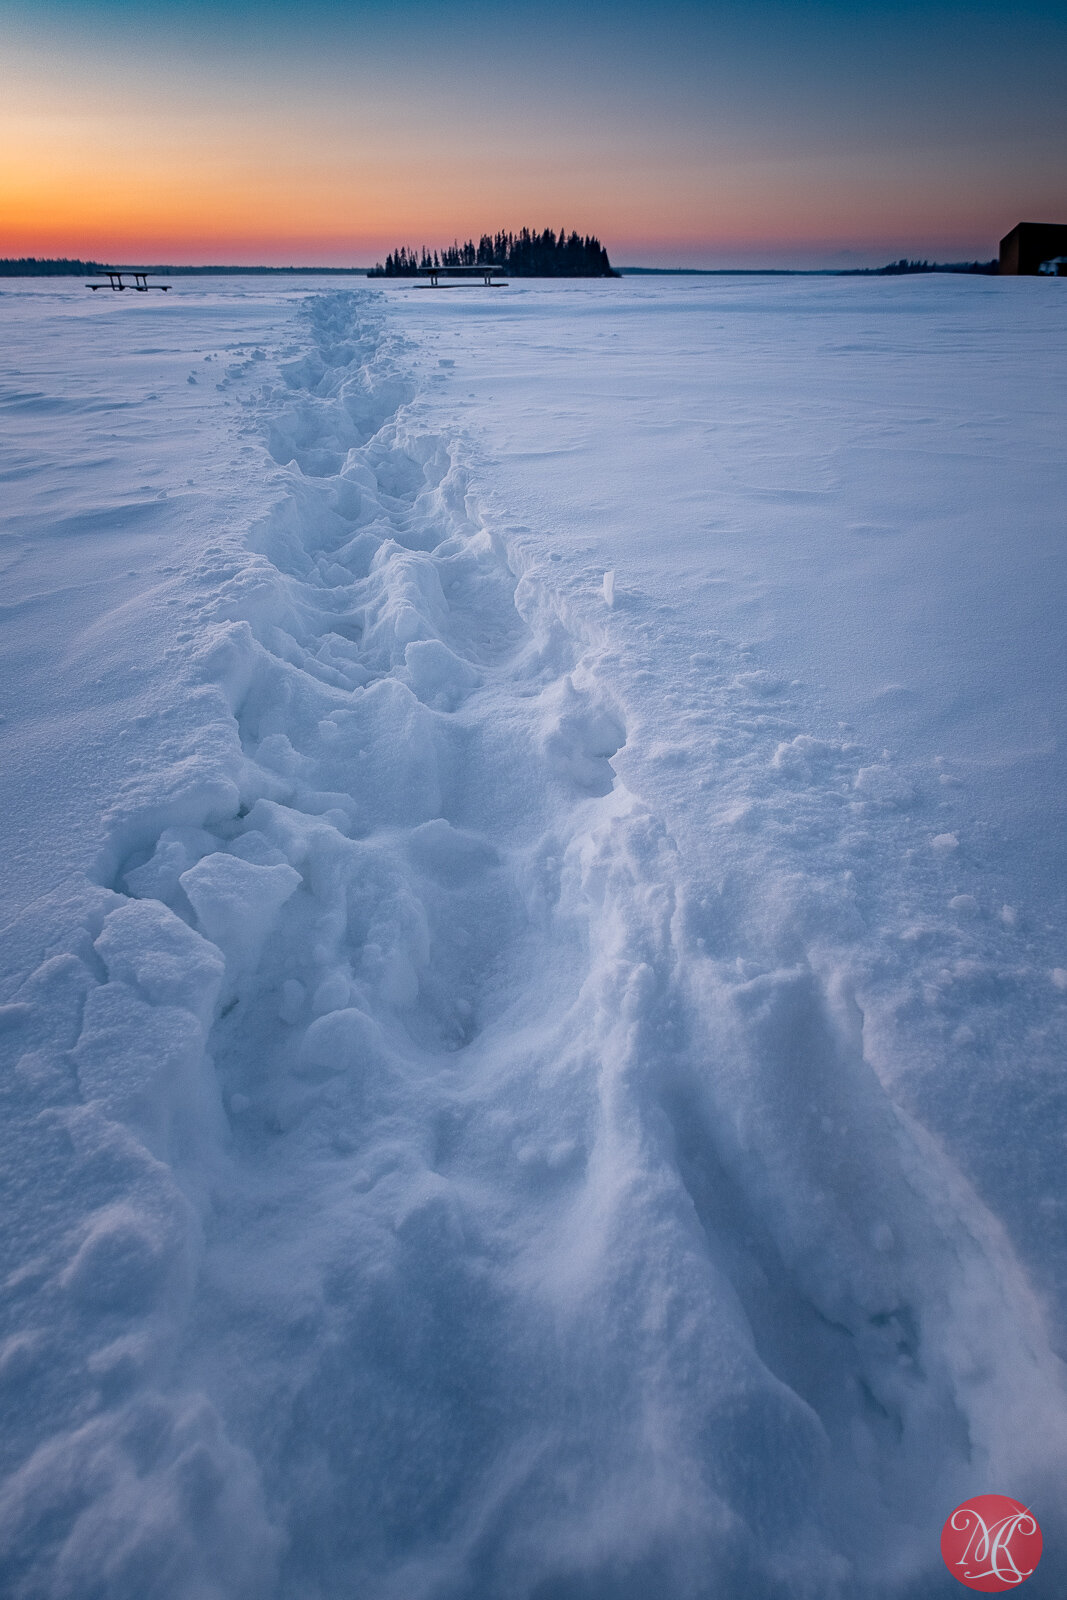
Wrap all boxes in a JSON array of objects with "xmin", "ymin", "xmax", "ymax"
[{"xmin": 368, "ymin": 228, "xmax": 618, "ymax": 279}]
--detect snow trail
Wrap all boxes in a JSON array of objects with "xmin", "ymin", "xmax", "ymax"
[{"xmin": 2, "ymin": 289, "xmax": 1065, "ymax": 1598}]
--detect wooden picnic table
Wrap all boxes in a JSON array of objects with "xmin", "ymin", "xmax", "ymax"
[
  {"xmin": 86, "ymin": 271, "xmax": 170, "ymax": 292},
  {"xmin": 415, "ymin": 265, "xmax": 507, "ymax": 287}
]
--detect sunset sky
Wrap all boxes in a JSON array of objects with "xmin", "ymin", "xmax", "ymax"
[{"xmin": 2, "ymin": 0, "xmax": 1065, "ymax": 268}]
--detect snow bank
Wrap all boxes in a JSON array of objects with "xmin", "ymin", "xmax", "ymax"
[{"xmin": 1, "ymin": 281, "xmax": 1065, "ymax": 1598}]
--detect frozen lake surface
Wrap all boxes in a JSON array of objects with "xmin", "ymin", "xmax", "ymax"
[{"xmin": 1, "ymin": 273, "xmax": 1065, "ymax": 1598}]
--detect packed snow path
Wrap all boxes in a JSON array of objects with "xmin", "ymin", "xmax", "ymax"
[{"xmin": 1, "ymin": 283, "xmax": 1066, "ymax": 1599}]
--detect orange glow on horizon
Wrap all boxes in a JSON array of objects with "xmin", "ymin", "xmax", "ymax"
[
  {"xmin": 1, "ymin": 113, "xmax": 1023, "ymax": 268},
  {"xmin": 0, "ymin": 144, "xmax": 1018, "ymax": 268},
  {"xmin": 0, "ymin": 200, "xmax": 1015, "ymax": 271}
]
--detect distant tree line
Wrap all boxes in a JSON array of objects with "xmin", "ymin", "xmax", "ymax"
[
  {"xmin": 0, "ymin": 257, "xmax": 108, "ymax": 276},
  {"xmin": 0, "ymin": 258, "xmax": 371, "ymax": 276},
  {"xmin": 369, "ymin": 228, "xmax": 617, "ymax": 278},
  {"xmin": 861, "ymin": 258, "xmax": 998, "ymax": 276}
]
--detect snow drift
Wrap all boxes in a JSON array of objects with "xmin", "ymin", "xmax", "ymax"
[{"xmin": 1, "ymin": 281, "xmax": 1065, "ymax": 1599}]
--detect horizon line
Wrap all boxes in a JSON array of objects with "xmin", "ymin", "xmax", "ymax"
[{"xmin": 1, "ymin": 256, "xmax": 1001, "ymax": 278}]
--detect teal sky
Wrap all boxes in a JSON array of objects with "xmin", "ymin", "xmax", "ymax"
[{"xmin": 3, "ymin": 0, "xmax": 1065, "ymax": 265}]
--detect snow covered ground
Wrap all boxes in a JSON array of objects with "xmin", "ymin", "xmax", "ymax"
[{"xmin": 1, "ymin": 273, "xmax": 1065, "ymax": 1599}]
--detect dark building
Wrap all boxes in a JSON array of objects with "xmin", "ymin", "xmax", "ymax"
[{"xmin": 999, "ymin": 222, "xmax": 1067, "ymax": 275}]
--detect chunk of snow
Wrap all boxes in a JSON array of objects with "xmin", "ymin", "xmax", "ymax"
[{"xmin": 931, "ymin": 831, "xmax": 959, "ymax": 852}]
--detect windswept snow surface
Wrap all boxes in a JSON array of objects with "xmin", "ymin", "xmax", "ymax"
[{"xmin": 1, "ymin": 275, "xmax": 1066, "ymax": 1599}]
